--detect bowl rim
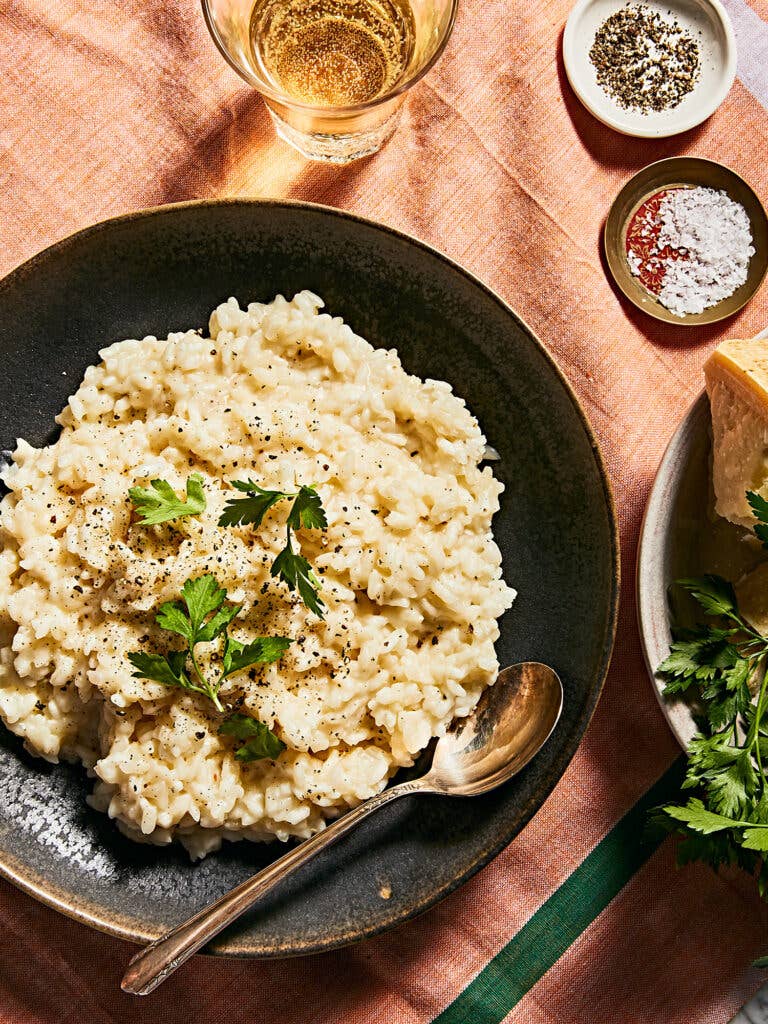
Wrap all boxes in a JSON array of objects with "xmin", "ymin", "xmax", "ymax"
[
  {"xmin": 636, "ymin": 390, "xmax": 710, "ymax": 750},
  {"xmin": 0, "ymin": 197, "xmax": 621, "ymax": 956},
  {"xmin": 562, "ymin": 0, "xmax": 737, "ymax": 138},
  {"xmin": 603, "ymin": 156, "xmax": 768, "ymax": 326}
]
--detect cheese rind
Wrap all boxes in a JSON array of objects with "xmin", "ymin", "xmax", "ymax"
[{"xmin": 704, "ymin": 338, "xmax": 768, "ymax": 528}]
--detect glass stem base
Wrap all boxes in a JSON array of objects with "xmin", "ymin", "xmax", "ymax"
[{"xmin": 267, "ymin": 104, "xmax": 404, "ymax": 163}]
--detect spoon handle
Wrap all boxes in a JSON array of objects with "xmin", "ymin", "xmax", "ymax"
[{"xmin": 121, "ymin": 779, "xmax": 427, "ymax": 996}]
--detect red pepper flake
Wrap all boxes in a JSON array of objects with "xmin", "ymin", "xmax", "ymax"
[{"xmin": 625, "ymin": 189, "xmax": 688, "ymax": 295}]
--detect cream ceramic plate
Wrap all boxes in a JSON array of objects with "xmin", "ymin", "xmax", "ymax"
[
  {"xmin": 563, "ymin": 0, "xmax": 737, "ymax": 138},
  {"xmin": 637, "ymin": 392, "xmax": 711, "ymax": 747},
  {"xmin": 637, "ymin": 330, "xmax": 768, "ymax": 748}
]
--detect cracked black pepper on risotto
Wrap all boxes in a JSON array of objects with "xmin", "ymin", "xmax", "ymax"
[{"xmin": 0, "ymin": 291, "xmax": 515, "ymax": 859}]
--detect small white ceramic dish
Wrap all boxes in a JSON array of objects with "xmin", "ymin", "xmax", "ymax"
[{"xmin": 563, "ymin": 0, "xmax": 737, "ymax": 138}]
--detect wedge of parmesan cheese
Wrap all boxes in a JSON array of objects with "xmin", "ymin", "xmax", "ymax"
[{"xmin": 704, "ymin": 338, "xmax": 768, "ymax": 528}]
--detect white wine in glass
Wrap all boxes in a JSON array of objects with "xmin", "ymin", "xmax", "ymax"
[
  {"xmin": 250, "ymin": 0, "xmax": 416, "ymax": 107},
  {"xmin": 202, "ymin": 0, "xmax": 457, "ymax": 162}
]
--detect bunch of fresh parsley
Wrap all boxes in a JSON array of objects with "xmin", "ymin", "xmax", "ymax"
[
  {"xmin": 654, "ymin": 490, "xmax": 768, "ymax": 906},
  {"xmin": 219, "ymin": 482, "xmax": 328, "ymax": 617},
  {"xmin": 128, "ymin": 574, "xmax": 289, "ymax": 761}
]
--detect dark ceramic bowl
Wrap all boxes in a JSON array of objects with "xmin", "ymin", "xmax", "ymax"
[{"xmin": 0, "ymin": 200, "xmax": 619, "ymax": 956}]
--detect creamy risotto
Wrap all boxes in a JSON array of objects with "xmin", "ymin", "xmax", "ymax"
[{"xmin": 0, "ymin": 292, "xmax": 515, "ymax": 858}]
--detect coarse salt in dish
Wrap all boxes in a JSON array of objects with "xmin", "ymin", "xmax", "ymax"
[
  {"xmin": 0, "ymin": 291, "xmax": 515, "ymax": 859},
  {"xmin": 626, "ymin": 186, "xmax": 755, "ymax": 316}
]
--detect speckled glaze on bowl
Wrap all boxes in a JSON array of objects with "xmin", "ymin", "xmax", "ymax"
[
  {"xmin": 637, "ymin": 392, "xmax": 711, "ymax": 748},
  {"xmin": 0, "ymin": 200, "xmax": 619, "ymax": 956}
]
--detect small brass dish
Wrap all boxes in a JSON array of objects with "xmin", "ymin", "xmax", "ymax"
[{"xmin": 604, "ymin": 157, "xmax": 768, "ymax": 326}]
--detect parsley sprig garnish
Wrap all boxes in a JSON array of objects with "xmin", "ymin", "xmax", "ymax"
[
  {"xmin": 128, "ymin": 474, "xmax": 206, "ymax": 526},
  {"xmin": 653, "ymin": 491, "xmax": 768, "ymax": 905},
  {"xmin": 128, "ymin": 574, "xmax": 289, "ymax": 761},
  {"xmin": 219, "ymin": 482, "xmax": 327, "ymax": 617},
  {"xmin": 219, "ymin": 714, "xmax": 286, "ymax": 761}
]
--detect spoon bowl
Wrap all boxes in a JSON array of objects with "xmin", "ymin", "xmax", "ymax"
[
  {"xmin": 123, "ymin": 662, "xmax": 563, "ymax": 995},
  {"xmin": 427, "ymin": 662, "xmax": 564, "ymax": 796}
]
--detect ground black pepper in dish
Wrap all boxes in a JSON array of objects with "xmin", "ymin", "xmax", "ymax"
[{"xmin": 589, "ymin": 4, "xmax": 700, "ymax": 113}]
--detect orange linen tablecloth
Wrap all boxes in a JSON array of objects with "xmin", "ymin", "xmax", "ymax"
[{"xmin": 3, "ymin": 1, "xmax": 768, "ymax": 1021}]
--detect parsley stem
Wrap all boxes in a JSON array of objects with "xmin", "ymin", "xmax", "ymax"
[
  {"xmin": 740, "ymin": 637, "xmax": 768, "ymax": 653},
  {"xmin": 189, "ymin": 645, "xmax": 223, "ymax": 713},
  {"xmin": 738, "ymin": 618, "xmax": 768, "ymax": 644},
  {"xmin": 751, "ymin": 657, "xmax": 768, "ymax": 789}
]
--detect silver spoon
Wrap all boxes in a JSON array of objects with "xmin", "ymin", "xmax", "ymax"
[{"xmin": 121, "ymin": 661, "xmax": 563, "ymax": 995}]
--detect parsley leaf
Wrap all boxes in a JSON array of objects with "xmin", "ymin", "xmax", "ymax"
[
  {"xmin": 660, "ymin": 625, "xmax": 754, "ymax": 732},
  {"xmin": 127, "ymin": 573, "xmax": 291, "ymax": 751},
  {"xmin": 127, "ymin": 651, "xmax": 191, "ymax": 691},
  {"xmin": 179, "ymin": 574, "xmax": 227, "ymax": 635},
  {"xmin": 287, "ymin": 485, "xmax": 328, "ymax": 531},
  {"xmin": 659, "ymin": 626, "xmax": 741, "ymax": 686},
  {"xmin": 706, "ymin": 749, "xmax": 757, "ymax": 818},
  {"xmin": 128, "ymin": 474, "xmax": 206, "ymax": 526},
  {"xmin": 271, "ymin": 534, "xmax": 326, "ymax": 617},
  {"xmin": 677, "ymin": 575, "xmax": 741, "ymax": 621},
  {"xmin": 748, "ymin": 491, "xmax": 768, "ymax": 548},
  {"xmin": 219, "ymin": 481, "xmax": 328, "ymax": 617},
  {"xmin": 155, "ymin": 574, "xmax": 242, "ymax": 650},
  {"xmin": 218, "ymin": 482, "xmax": 291, "ymax": 529},
  {"xmin": 219, "ymin": 713, "xmax": 286, "ymax": 761},
  {"xmin": 742, "ymin": 827, "xmax": 768, "ymax": 852},
  {"xmin": 222, "ymin": 636, "xmax": 292, "ymax": 678},
  {"xmin": 661, "ymin": 798, "xmax": 740, "ymax": 835}
]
